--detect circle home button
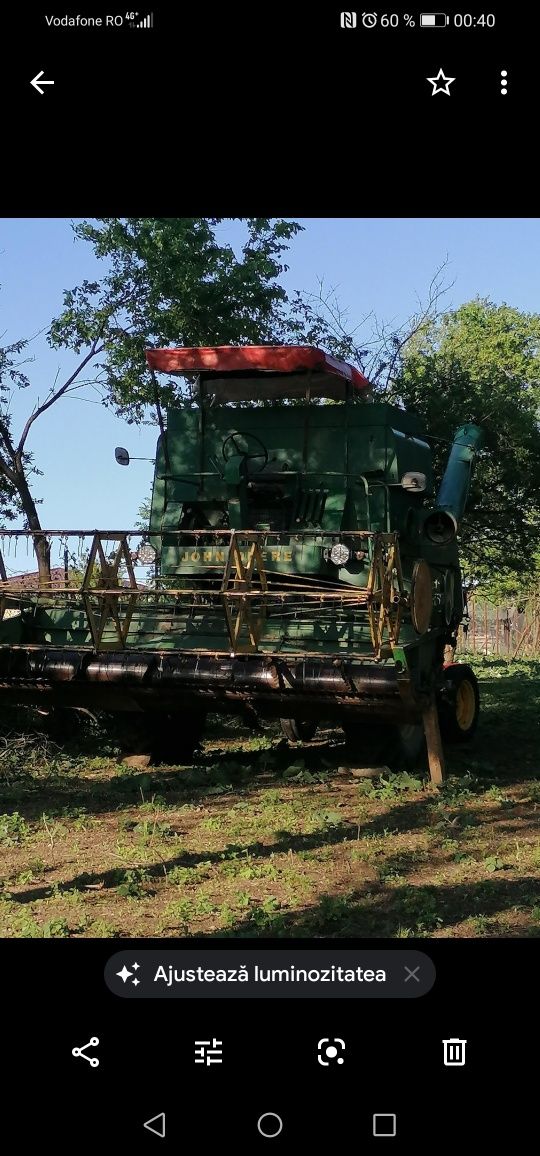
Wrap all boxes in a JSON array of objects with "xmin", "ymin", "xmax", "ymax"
[{"xmin": 257, "ymin": 1113, "xmax": 283, "ymax": 1138}]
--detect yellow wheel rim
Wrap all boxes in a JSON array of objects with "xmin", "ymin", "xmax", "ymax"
[{"xmin": 455, "ymin": 680, "xmax": 476, "ymax": 730}]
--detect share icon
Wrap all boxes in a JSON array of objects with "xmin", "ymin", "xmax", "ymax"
[{"xmin": 72, "ymin": 1037, "xmax": 100, "ymax": 1068}]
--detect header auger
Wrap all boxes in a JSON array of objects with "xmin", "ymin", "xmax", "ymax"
[{"xmin": 0, "ymin": 345, "xmax": 484, "ymax": 782}]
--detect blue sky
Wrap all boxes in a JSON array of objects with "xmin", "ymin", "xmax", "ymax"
[{"xmin": 0, "ymin": 217, "xmax": 539, "ymax": 573}]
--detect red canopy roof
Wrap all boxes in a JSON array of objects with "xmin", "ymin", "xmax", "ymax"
[{"xmin": 145, "ymin": 345, "xmax": 370, "ymax": 393}]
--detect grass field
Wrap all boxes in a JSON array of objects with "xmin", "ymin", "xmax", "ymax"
[{"xmin": 0, "ymin": 656, "xmax": 539, "ymax": 939}]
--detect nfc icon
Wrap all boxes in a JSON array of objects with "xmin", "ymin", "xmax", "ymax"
[{"xmin": 340, "ymin": 11, "xmax": 357, "ymax": 27}]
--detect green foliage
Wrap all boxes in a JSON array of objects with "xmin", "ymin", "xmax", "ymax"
[
  {"xmin": 291, "ymin": 289, "xmax": 540, "ymax": 587},
  {"xmin": 88, "ymin": 920, "xmax": 119, "ymax": 938},
  {"xmin": 115, "ymin": 867, "xmax": 149, "ymax": 898},
  {"xmin": 14, "ymin": 916, "xmax": 72, "ymax": 939},
  {"xmin": 309, "ymin": 808, "xmax": 343, "ymax": 828},
  {"xmin": 356, "ymin": 772, "xmax": 423, "ymax": 798},
  {"xmin": 391, "ymin": 300, "xmax": 540, "ymax": 583},
  {"xmin": 135, "ymin": 495, "xmax": 152, "ymax": 531},
  {"xmin": 49, "ymin": 218, "xmax": 303, "ymax": 421},
  {"xmin": 0, "ymin": 812, "xmax": 29, "ymax": 845}
]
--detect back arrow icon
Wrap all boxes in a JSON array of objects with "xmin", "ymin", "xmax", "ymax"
[
  {"xmin": 144, "ymin": 1113, "xmax": 166, "ymax": 1139},
  {"xmin": 31, "ymin": 71, "xmax": 54, "ymax": 94}
]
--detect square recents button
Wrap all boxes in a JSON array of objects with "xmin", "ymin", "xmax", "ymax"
[{"xmin": 373, "ymin": 1114, "xmax": 397, "ymax": 1138}]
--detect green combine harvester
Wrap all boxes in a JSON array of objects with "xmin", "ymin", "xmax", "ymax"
[{"xmin": 0, "ymin": 345, "xmax": 483, "ymax": 781}]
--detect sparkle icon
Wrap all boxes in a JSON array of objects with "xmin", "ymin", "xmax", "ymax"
[
  {"xmin": 117, "ymin": 965, "xmax": 133, "ymax": 983},
  {"xmin": 427, "ymin": 68, "xmax": 455, "ymax": 95}
]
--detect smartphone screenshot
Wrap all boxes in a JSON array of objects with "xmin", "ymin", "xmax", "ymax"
[{"xmin": 0, "ymin": 5, "xmax": 536, "ymax": 1152}]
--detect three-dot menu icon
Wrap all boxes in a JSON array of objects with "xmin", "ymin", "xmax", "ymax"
[{"xmin": 501, "ymin": 70, "xmax": 508, "ymax": 95}]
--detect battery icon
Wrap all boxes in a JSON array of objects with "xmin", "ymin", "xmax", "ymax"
[{"xmin": 420, "ymin": 12, "xmax": 448, "ymax": 25}]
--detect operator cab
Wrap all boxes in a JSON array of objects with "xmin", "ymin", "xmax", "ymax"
[
  {"xmin": 146, "ymin": 346, "xmax": 433, "ymax": 581},
  {"xmin": 147, "ymin": 346, "xmax": 374, "ymax": 539}
]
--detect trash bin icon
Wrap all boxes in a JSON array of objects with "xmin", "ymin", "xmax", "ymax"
[{"xmin": 443, "ymin": 1038, "xmax": 467, "ymax": 1066}]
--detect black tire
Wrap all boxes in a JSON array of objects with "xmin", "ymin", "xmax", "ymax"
[
  {"xmin": 41, "ymin": 706, "xmax": 97, "ymax": 741},
  {"xmin": 152, "ymin": 711, "xmax": 206, "ymax": 765},
  {"xmin": 393, "ymin": 722, "xmax": 426, "ymax": 769},
  {"xmin": 105, "ymin": 712, "xmax": 154, "ymax": 755},
  {"xmin": 110, "ymin": 710, "xmax": 206, "ymax": 765},
  {"xmin": 343, "ymin": 718, "xmax": 425, "ymax": 771},
  {"xmin": 438, "ymin": 663, "xmax": 479, "ymax": 743},
  {"xmin": 280, "ymin": 718, "xmax": 318, "ymax": 743}
]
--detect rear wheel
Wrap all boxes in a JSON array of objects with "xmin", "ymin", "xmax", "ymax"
[
  {"xmin": 343, "ymin": 718, "xmax": 425, "ymax": 771},
  {"xmin": 280, "ymin": 718, "xmax": 318, "ymax": 743},
  {"xmin": 438, "ymin": 664, "xmax": 479, "ymax": 743}
]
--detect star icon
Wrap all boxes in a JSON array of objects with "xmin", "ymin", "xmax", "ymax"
[
  {"xmin": 116, "ymin": 965, "xmax": 133, "ymax": 983},
  {"xmin": 427, "ymin": 68, "xmax": 455, "ymax": 95},
  {"xmin": 132, "ymin": 978, "xmax": 140, "ymax": 987}
]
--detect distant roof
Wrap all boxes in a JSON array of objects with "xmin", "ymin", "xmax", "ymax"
[
  {"xmin": 1, "ymin": 567, "xmax": 146, "ymax": 592},
  {"xmin": 145, "ymin": 345, "xmax": 370, "ymax": 401},
  {"xmin": 4, "ymin": 567, "xmax": 65, "ymax": 589}
]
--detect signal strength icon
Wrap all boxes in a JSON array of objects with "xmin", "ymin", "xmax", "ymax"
[{"xmin": 129, "ymin": 12, "xmax": 154, "ymax": 27}]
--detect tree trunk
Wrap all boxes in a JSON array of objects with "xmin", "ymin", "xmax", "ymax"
[{"xmin": 14, "ymin": 463, "xmax": 51, "ymax": 586}]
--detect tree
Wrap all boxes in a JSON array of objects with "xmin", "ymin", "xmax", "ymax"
[
  {"xmin": 0, "ymin": 218, "xmax": 302, "ymax": 582},
  {"xmin": 287, "ymin": 285, "xmax": 540, "ymax": 588},
  {"xmin": 49, "ymin": 218, "xmax": 302, "ymax": 420},
  {"xmin": 0, "ymin": 330, "xmax": 108, "ymax": 583},
  {"xmin": 390, "ymin": 300, "xmax": 540, "ymax": 588},
  {"xmin": 0, "ymin": 341, "xmax": 25, "ymax": 525},
  {"xmin": 286, "ymin": 261, "xmax": 454, "ymax": 391},
  {"xmin": 134, "ymin": 494, "xmax": 152, "ymax": 538}
]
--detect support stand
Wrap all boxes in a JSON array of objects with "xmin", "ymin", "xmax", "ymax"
[{"xmin": 423, "ymin": 700, "xmax": 446, "ymax": 785}]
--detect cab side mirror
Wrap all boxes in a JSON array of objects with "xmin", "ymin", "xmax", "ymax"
[{"xmin": 401, "ymin": 471, "xmax": 427, "ymax": 492}]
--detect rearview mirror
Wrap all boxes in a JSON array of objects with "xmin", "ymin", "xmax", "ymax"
[
  {"xmin": 401, "ymin": 471, "xmax": 427, "ymax": 492},
  {"xmin": 115, "ymin": 447, "xmax": 130, "ymax": 466}
]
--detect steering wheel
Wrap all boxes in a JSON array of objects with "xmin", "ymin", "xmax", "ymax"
[{"xmin": 222, "ymin": 431, "xmax": 269, "ymax": 474}]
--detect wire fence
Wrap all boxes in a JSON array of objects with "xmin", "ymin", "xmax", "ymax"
[{"xmin": 459, "ymin": 594, "xmax": 540, "ymax": 659}]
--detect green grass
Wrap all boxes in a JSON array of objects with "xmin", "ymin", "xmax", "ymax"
[{"xmin": 0, "ymin": 658, "xmax": 539, "ymax": 938}]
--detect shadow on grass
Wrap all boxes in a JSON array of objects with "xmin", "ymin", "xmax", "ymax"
[
  {"xmin": 11, "ymin": 782, "xmax": 540, "ymax": 910},
  {"xmin": 11, "ymin": 821, "xmax": 360, "ymax": 904},
  {"xmin": 194, "ymin": 875, "xmax": 540, "ymax": 939},
  {"xmin": 0, "ymin": 740, "xmax": 333, "ymax": 821},
  {"xmin": 3, "ymin": 725, "xmax": 538, "ymax": 828}
]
